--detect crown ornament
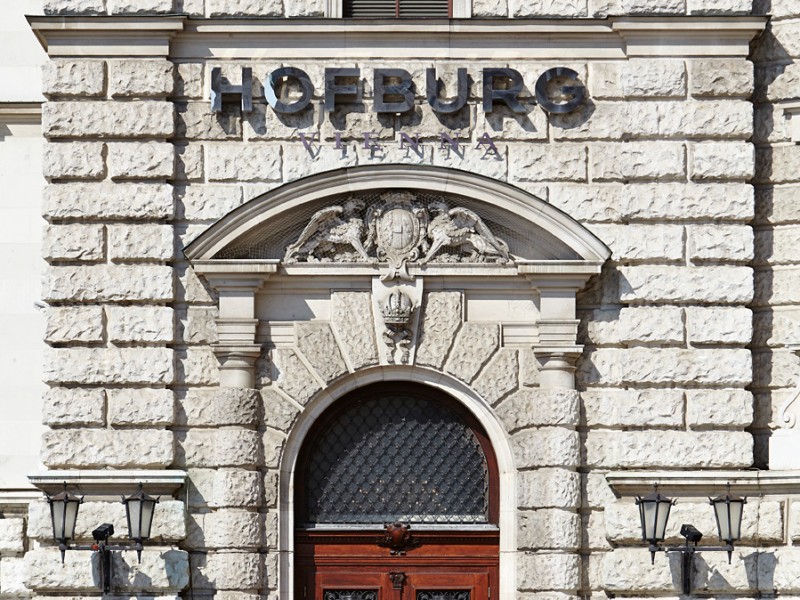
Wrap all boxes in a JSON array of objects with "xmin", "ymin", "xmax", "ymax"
[{"xmin": 382, "ymin": 290, "xmax": 414, "ymax": 326}]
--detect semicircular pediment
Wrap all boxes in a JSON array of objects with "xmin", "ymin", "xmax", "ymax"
[{"xmin": 183, "ymin": 165, "xmax": 610, "ymax": 266}]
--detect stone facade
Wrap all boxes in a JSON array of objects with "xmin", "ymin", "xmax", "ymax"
[{"xmin": 1, "ymin": 0, "xmax": 799, "ymax": 599}]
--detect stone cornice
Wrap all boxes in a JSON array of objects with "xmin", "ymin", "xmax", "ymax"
[
  {"xmin": 606, "ymin": 470, "xmax": 800, "ymax": 497},
  {"xmin": 26, "ymin": 15, "xmax": 766, "ymax": 60},
  {"xmin": 0, "ymin": 102, "xmax": 42, "ymax": 123},
  {"xmin": 28, "ymin": 470, "xmax": 187, "ymax": 497}
]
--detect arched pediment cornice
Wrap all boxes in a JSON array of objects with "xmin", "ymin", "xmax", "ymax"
[{"xmin": 183, "ymin": 165, "xmax": 610, "ymax": 264}]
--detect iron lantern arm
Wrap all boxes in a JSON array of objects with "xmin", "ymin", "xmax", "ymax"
[{"xmin": 648, "ymin": 536, "xmax": 737, "ymax": 596}]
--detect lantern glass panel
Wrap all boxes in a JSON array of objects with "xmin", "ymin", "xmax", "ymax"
[
  {"xmin": 139, "ymin": 499, "xmax": 156, "ymax": 540},
  {"xmin": 127, "ymin": 499, "xmax": 141, "ymax": 539},
  {"xmin": 51, "ymin": 500, "xmax": 65, "ymax": 540},
  {"xmin": 64, "ymin": 500, "xmax": 79, "ymax": 540},
  {"xmin": 638, "ymin": 493, "xmax": 673, "ymax": 542},
  {"xmin": 713, "ymin": 496, "xmax": 745, "ymax": 542}
]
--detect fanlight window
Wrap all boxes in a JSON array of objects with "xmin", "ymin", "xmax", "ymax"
[{"xmin": 302, "ymin": 388, "xmax": 491, "ymax": 525}]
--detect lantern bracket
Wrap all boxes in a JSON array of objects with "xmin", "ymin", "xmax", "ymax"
[{"xmin": 648, "ymin": 525, "xmax": 737, "ymax": 595}]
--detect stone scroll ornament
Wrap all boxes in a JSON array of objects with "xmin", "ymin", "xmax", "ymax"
[{"xmin": 282, "ymin": 192, "xmax": 511, "ymax": 281}]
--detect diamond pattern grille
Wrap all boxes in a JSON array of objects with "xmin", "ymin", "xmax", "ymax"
[
  {"xmin": 418, "ymin": 592, "xmax": 471, "ymax": 600},
  {"xmin": 305, "ymin": 394, "xmax": 489, "ymax": 525}
]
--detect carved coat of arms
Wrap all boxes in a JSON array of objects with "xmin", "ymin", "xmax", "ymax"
[
  {"xmin": 282, "ymin": 192, "xmax": 511, "ymax": 281},
  {"xmin": 366, "ymin": 193, "xmax": 428, "ymax": 281}
]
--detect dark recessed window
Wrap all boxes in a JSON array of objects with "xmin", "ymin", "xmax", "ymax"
[{"xmin": 344, "ymin": 0, "xmax": 450, "ymax": 18}]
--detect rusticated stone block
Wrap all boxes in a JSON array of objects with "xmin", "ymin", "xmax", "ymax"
[
  {"xmin": 444, "ymin": 323, "xmax": 500, "ymax": 384},
  {"xmin": 43, "ymin": 183, "xmax": 175, "ymax": 220},
  {"xmin": 591, "ymin": 142, "xmax": 685, "ymax": 181},
  {"xmin": 757, "ymin": 144, "xmax": 800, "ymax": 184},
  {"xmin": 108, "ymin": 142, "xmax": 174, "ymax": 179},
  {"xmin": 176, "ymin": 348, "xmax": 220, "ymax": 386},
  {"xmin": 513, "ymin": 428, "xmax": 580, "ymax": 468},
  {"xmin": 688, "ymin": 0, "xmax": 751, "ymax": 13},
  {"xmin": 180, "ymin": 388, "xmax": 259, "ymax": 426},
  {"xmin": 44, "ymin": 142, "xmax": 104, "ymax": 180},
  {"xmin": 584, "ymin": 511, "xmax": 610, "ymax": 551},
  {"xmin": 685, "ymin": 306, "xmax": 752, "ymax": 344},
  {"xmin": 686, "ymin": 388, "xmax": 753, "ymax": 427},
  {"xmin": 791, "ymin": 501, "xmax": 800, "ymax": 542},
  {"xmin": 691, "ymin": 142, "xmax": 754, "ymax": 180},
  {"xmin": 106, "ymin": 305, "xmax": 175, "ymax": 343},
  {"xmin": 0, "ymin": 556, "xmax": 29, "ymax": 597},
  {"xmin": 44, "ymin": 265, "xmax": 174, "ymax": 302},
  {"xmin": 271, "ymin": 348, "xmax": 321, "ymax": 405},
  {"xmin": 581, "ymin": 347, "xmax": 751, "ymax": 386},
  {"xmin": 472, "ymin": 349, "xmax": 518, "ymax": 405},
  {"xmin": 518, "ymin": 509, "xmax": 580, "ymax": 550},
  {"xmin": 496, "ymin": 389, "xmax": 579, "ymax": 432},
  {"xmin": 588, "ymin": 224, "xmax": 683, "ymax": 262},
  {"xmin": 755, "ymin": 225, "xmax": 800, "ymax": 264},
  {"xmin": 262, "ymin": 428, "xmax": 285, "ymax": 469},
  {"xmin": 590, "ymin": 59, "xmax": 686, "ymax": 99},
  {"xmin": 582, "ymin": 472, "xmax": 617, "ymax": 509},
  {"xmin": 618, "ymin": 265, "xmax": 753, "ymax": 303},
  {"xmin": 581, "ymin": 388, "xmax": 684, "ymax": 427},
  {"xmin": 107, "ymin": 0, "xmax": 176, "ymax": 12},
  {"xmin": 618, "ymin": 306, "xmax": 684, "ymax": 344},
  {"xmin": 191, "ymin": 510, "xmax": 261, "ymax": 549},
  {"xmin": 41, "ymin": 429, "xmax": 174, "ymax": 468},
  {"xmin": 416, "ymin": 291, "xmax": 462, "ymax": 369},
  {"xmin": 191, "ymin": 551, "xmax": 262, "ymax": 590},
  {"xmin": 508, "ymin": 144, "xmax": 587, "ymax": 182},
  {"xmin": 45, "ymin": 305, "xmax": 104, "ymax": 343},
  {"xmin": 177, "ymin": 307, "xmax": 218, "ymax": 345},
  {"xmin": 42, "ymin": 387, "xmax": 105, "ymax": 426},
  {"xmin": 178, "ymin": 429, "xmax": 260, "ymax": 467},
  {"xmin": 25, "ymin": 548, "xmax": 189, "ymax": 591},
  {"xmin": 176, "ymin": 143, "xmax": 204, "ymax": 182},
  {"xmin": 109, "ymin": 59, "xmax": 174, "ymax": 97},
  {"xmin": 42, "ymin": 60, "xmax": 105, "ymax": 96},
  {"xmin": 43, "ymin": 102, "xmax": 174, "ymax": 138},
  {"xmin": 187, "ymin": 468, "xmax": 262, "ymax": 509},
  {"xmin": 0, "ymin": 519, "xmax": 24, "ymax": 554},
  {"xmin": 551, "ymin": 182, "xmax": 753, "ymax": 223},
  {"xmin": 518, "ymin": 553, "xmax": 581, "ymax": 592},
  {"xmin": 754, "ymin": 268, "xmax": 800, "ymax": 307},
  {"xmin": 43, "ymin": 224, "xmax": 105, "ymax": 263},
  {"xmin": 584, "ymin": 430, "xmax": 752, "ymax": 468},
  {"xmin": 177, "ymin": 185, "xmax": 244, "ymax": 221},
  {"xmin": 474, "ymin": 0, "xmax": 508, "ymax": 15},
  {"xmin": 176, "ymin": 62, "xmax": 204, "ymax": 99},
  {"xmin": 206, "ymin": 143, "xmax": 282, "ymax": 182},
  {"xmin": 208, "ymin": 0, "xmax": 283, "ymax": 15},
  {"xmin": 44, "ymin": 347, "xmax": 173, "ymax": 385},
  {"xmin": 107, "ymin": 224, "xmax": 175, "ymax": 262},
  {"xmin": 331, "ymin": 292, "xmax": 379, "ymax": 370},
  {"xmin": 108, "ymin": 388, "xmax": 175, "ymax": 426},
  {"xmin": 261, "ymin": 388, "xmax": 300, "ymax": 432},
  {"xmin": 687, "ymin": 224, "xmax": 754, "ymax": 262},
  {"xmin": 518, "ymin": 469, "xmax": 580, "ymax": 509},
  {"xmin": 519, "ymin": 348, "xmax": 540, "ymax": 387},
  {"xmin": 178, "ymin": 103, "xmax": 242, "ymax": 140},
  {"xmin": 295, "ymin": 323, "xmax": 348, "ymax": 383},
  {"xmin": 510, "ymin": 0, "xmax": 587, "ymax": 16},
  {"xmin": 602, "ymin": 548, "xmax": 681, "ymax": 592},
  {"xmin": 689, "ymin": 58, "xmax": 753, "ymax": 97}
]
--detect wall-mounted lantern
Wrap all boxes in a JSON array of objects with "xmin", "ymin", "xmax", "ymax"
[
  {"xmin": 636, "ymin": 483, "xmax": 746, "ymax": 594},
  {"xmin": 46, "ymin": 482, "xmax": 159, "ymax": 593}
]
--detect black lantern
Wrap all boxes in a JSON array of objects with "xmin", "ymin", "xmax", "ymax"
[
  {"xmin": 46, "ymin": 482, "xmax": 83, "ymax": 562},
  {"xmin": 122, "ymin": 483, "xmax": 159, "ymax": 560},
  {"xmin": 635, "ymin": 484, "xmax": 675, "ymax": 563},
  {"xmin": 710, "ymin": 485, "xmax": 747, "ymax": 562}
]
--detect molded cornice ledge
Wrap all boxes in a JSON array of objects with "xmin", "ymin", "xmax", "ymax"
[
  {"xmin": 26, "ymin": 15, "xmax": 767, "ymax": 60},
  {"xmin": 27, "ymin": 15, "xmax": 185, "ymax": 57},
  {"xmin": 606, "ymin": 470, "xmax": 800, "ymax": 497},
  {"xmin": 28, "ymin": 469, "xmax": 187, "ymax": 497}
]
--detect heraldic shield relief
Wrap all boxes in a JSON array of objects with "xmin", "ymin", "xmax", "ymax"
[{"xmin": 283, "ymin": 192, "xmax": 511, "ymax": 280}]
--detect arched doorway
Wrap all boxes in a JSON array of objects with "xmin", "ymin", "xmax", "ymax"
[{"xmin": 294, "ymin": 381, "xmax": 500, "ymax": 600}]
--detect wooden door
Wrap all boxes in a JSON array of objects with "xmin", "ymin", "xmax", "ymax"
[{"xmin": 295, "ymin": 383, "xmax": 500, "ymax": 600}]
